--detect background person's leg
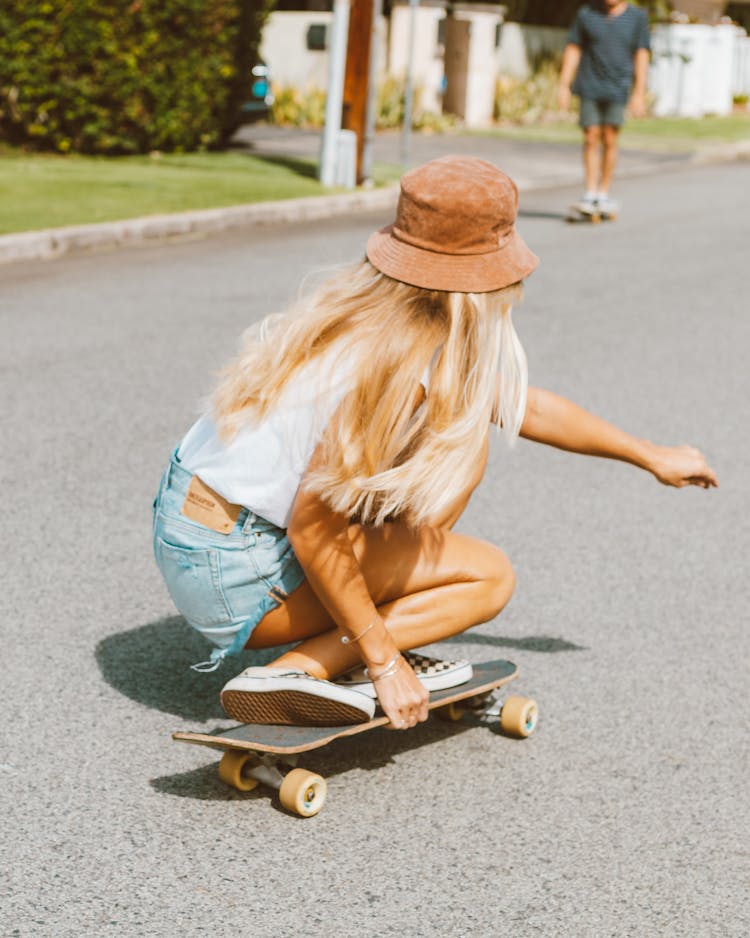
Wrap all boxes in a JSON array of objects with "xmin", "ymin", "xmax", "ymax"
[
  {"xmin": 600, "ymin": 124, "xmax": 620, "ymax": 197},
  {"xmin": 579, "ymin": 99, "xmax": 604, "ymax": 199},
  {"xmin": 583, "ymin": 125, "xmax": 603, "ymax": 196}
]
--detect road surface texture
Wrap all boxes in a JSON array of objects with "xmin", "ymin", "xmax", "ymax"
[{"xmin": 2, "ymin": 161, "xmax": 748, "ymax": 937}]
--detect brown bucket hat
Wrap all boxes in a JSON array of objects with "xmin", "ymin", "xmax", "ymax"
[{"xmin": 366, "ymin": 155, "xmax": 539, "ymax": 293}]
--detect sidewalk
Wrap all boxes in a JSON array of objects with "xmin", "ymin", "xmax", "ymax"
[
  {"xmin": 235, "ymin": 123, "xmax": 692, "ymax": 191},
  {"xmin": 1, "ymin": 127, "xmax": 745, "ymax": 266}
]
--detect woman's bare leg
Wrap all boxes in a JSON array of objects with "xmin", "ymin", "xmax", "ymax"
[
  {"xmin": 253, "ymin": 526, "xmax": 514, "ymax": 679},
  {"xmin": 247, "ymin": 437, "xmax": 513, "ymax": 679}
]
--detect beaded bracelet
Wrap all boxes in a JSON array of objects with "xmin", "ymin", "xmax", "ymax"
[{"xmin": 340, "ymin": 614, "xmax": 378, "ymax": 645}]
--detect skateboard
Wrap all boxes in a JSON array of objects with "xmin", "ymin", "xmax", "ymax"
[
  {"xmin": 173, "ymin": 659, "xmax": 538, "ymax": 817},
  {"xmin": 566, "ymin": 203, "xmax": 617, "ymax": 224}
]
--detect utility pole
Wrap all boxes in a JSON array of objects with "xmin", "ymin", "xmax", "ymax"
[
  {"xmin": 342, "ymin": 0, "xmax": 376, "ymax": 185},
  {"xmin": 319, "ymin": 0, "xmax": 351, "ymax": 187}
]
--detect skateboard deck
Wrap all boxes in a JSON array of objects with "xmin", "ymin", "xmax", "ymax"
[
  {"xmin": 566, "ymin": 203, "xmax": 617, "ymax": 224},
  {"xmin": 173, "ymin": 659, "xmax": 538, "ymax": 816}
]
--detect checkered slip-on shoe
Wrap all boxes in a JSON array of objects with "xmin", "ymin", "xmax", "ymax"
[
  {"xmin": 335, "ymin": 652, "xmax": 473, "ymax": 699},
  {"xmin": 220, "ymin": 667, "xmax": 376, "ymax": 726}
]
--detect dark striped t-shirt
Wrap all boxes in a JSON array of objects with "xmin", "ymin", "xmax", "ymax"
[{"xmin": 568, "ymin": 3, "xmax": 651, "ymax": 103}]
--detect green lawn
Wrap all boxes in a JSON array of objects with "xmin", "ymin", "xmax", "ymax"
[
  {"xmin": 1, "ymin": 113, "xmax": 747, "ymax": 235},
  {"xmin": 0, "ymin": 150, "xmax": 327, "ymax": 235},
  {"xmin": 476, "ymin": 113, "xmax": 750, "ymax": 151}
]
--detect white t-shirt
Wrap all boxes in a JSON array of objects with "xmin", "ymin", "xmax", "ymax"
[{"xmin": 178, "ymin": 346, "xmax": 431, "ymax": 529}]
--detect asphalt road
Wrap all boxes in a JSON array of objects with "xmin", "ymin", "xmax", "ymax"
[{"xmin": 2, "ymin": 161, "xmax": 748, "ymax": 937}]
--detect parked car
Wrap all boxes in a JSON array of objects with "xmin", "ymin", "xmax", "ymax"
[{"xmin": 240, "ymin": 62, "xmax": 274, "ymax": 122}]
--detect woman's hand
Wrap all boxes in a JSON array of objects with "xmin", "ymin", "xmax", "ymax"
[
  {"xmin": 372, "ymin": 655, "xmax": 429, "ymax": 730},
  {"xmin": 648, "ymin": 443, "xmax": 718, "ymax": 489}
]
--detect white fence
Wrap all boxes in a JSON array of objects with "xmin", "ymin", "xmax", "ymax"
[
  {"xmin": 650, "ymin": 23, "xmax": 749, "ymax": 116},
  {"xmin": 733, "ymin": 33, "xmax": 750, "ymax": 98}
]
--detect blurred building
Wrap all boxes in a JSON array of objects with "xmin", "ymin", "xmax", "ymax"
[{"xmin": 262, "ymin": 1, "xmax": 750, "ymax": 125}]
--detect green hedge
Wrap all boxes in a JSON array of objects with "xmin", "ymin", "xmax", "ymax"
[{"xmin": 0, "ymin": 1, "xmax": 273, "ymax": 154}]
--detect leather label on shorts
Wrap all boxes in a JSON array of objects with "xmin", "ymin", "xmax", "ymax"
[{"xmin": 181, "ymin": 475, "xmax": 241, "ymax": 534}]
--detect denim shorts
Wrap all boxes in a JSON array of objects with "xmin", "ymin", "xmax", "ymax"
[
  {"xmin": 579, "ymin": 97, "xmax": 626, "ymax": 128},
  {"xmin": 152, "ymin": 451, "xmax": 306, "ymax": 671}
]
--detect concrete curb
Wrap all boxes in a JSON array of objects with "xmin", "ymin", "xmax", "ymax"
[
  {"xmin": 1, "ymin": 140, "xmax": 747, "ymax": 266},
  {"xmin": 0, "ymin": 185, "xmax": 400, "ymax": 266}
]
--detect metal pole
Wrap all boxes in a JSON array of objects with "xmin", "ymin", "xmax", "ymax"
[
  {"xmin": 320, "ymin": 0, "xmax": 351, "ymax": 187},
  {"xmin": 361, "ymin": 0, "xmax": 382, "ymax": 186},
  {"xmin": 400, "ymin": 0, "xmax": 419, "ymax": 167}
]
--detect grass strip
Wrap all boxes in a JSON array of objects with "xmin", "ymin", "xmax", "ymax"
[
  {"xmin": 474, "ymin": 113, "xmax": 750, "ymax": 151},
  {"xmin": 0, "ymin": 151, "xmax": 327, "ymax": 235}
]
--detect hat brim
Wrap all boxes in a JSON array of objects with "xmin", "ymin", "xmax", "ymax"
[{"xmin": 366, "ymin": 225, "xmax": 539, "ymax": 293}]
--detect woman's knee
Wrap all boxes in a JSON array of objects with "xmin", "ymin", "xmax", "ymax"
[{"xmin": 472, "ymin": 542, "xmax": 516, "ymax": 618}]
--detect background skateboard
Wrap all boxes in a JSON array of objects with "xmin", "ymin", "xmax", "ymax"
[
  {"xmin": 173, "ymin": 658, "xmax": 538, "ymax": 816},
  {"xmin": 566, "ymin": 203, "xmax": 617, "ymax": 224}
]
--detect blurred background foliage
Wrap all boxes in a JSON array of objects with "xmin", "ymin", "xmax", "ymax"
[
  {"xmin": 505, "ymin": 1, "xmax": 673, "ymax": 25},
  {"xmin": 0, "ymin": 0, "xmax": 273, "ymax": 154},
  {"xmin": 269, "ymin": 76, "xmax": 459, "ymax": 133}
]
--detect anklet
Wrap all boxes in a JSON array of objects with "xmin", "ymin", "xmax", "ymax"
[
  {"xmin": 340, "ymin": 615, "xmax": 378, "ymax": 645},
  {"xmin": 369, "ymin": 652, "xmax": 404, "ymax": 682}
]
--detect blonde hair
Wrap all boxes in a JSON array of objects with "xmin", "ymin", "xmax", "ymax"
[{"xmin": 213, "ymin": 260, "xmax": 527, "ymax": 526}]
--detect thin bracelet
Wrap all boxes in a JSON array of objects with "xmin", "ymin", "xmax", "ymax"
[
  {"xmin": 340, "ymin": 614, "xmax": 378, "ymax": 645},
  {"xmin": 368, "ymin": 652, "xmax": 403, "ymax": 682}
]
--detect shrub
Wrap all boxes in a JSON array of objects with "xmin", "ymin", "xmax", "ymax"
[
  {"xmin": 376, "ymin": 76, "xmax": 458, "ymax": 132},
  {"xmin": 0, "ymin": 0, "xmax": 273, "ymax": 154},
  {"xmin": 269, "ymin": 76, "xmax": 458, "ymax": 133},
  {"xmin": 270, "ymin": 85, "xmax": 326, "ymax": 127},
  {"xmin": 494, "ymin": 59, "xmax": 575, "ymax": 125}
]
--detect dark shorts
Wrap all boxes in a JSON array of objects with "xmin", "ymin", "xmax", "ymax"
[{"xmin": 579, "ymin": 98, "xmax": 626, "ymax": 129}]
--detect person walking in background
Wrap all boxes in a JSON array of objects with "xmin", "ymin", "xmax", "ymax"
[{"xmin": 557, "ymin": 1, "xmax": 651, "ymax": 215}]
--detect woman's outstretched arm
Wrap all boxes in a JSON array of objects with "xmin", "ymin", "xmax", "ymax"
[{"xmin": 519, "ymin": 386, "xmax": 718, "ymax": 489}]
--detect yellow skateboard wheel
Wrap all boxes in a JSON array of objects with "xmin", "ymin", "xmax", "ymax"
[
  {"xmin": 499, "ymin": 695, "xmax": 538, "ymax": 738},
  {"xmin": 218, "ymin": 749, "xmax": 260, "ymax": 792},
  {"xmin": 279, "ymin": 768, "xmax": 327, "ymax": 817},
  {"xmin": 435, "ymin": 702, "xmax": 465, "ymax": 722}
]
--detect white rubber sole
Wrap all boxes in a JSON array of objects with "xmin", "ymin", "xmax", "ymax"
[{"xmin": 220, "ymin": 667, "xmax": 375, "ymax": 725}]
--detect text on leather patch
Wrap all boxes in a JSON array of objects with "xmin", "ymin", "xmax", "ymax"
[{"xmin": 181, "ymin": 475, "xmax": 241, "ymax": 534}]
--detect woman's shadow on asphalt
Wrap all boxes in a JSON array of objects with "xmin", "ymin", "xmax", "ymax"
[
  {"xmin": 94, "ymin": 615, "xmax": 292, "ymax": 723},
  {"xmin": 95, "ymin": 615, "xmax": 585, "ymax": 724},
  {"xmin": 97, "ymin": 616, "xmax": 585, "ymax": 804}
]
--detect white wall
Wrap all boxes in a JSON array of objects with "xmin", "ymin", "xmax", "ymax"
[
  {"xmin": 261, "ymin": 11, "xmax": 388, "ymax": 90},
  {"xmin": 464, "ymin": 13, "xmax": 504, "ymax": 126},
  {"xmin": 388, "ymin": 5, "xmax": 446, "ymax": 113},
  {"xmin": 495, "ymin": 24, "xmax": 567, "ymax": 78},
  {"xmin": 732, "ymin": 33, "xmax": 750, "ymax": 97}
]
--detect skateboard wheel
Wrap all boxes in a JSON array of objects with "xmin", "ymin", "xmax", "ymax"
[
  {"xmin": 218, "ymin": 749, "xmax": 260, "ymax": 792},
  {"xmin": 436, "ymin": 702, "xmax": 465, "ymax": 722},
  {"xmin": 499, "ymin": 696, "xmax": 538, "ymax": 738},
  {"xmin": 279, "ymin": 768, "xmax": 327, "ymax": 818}
]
